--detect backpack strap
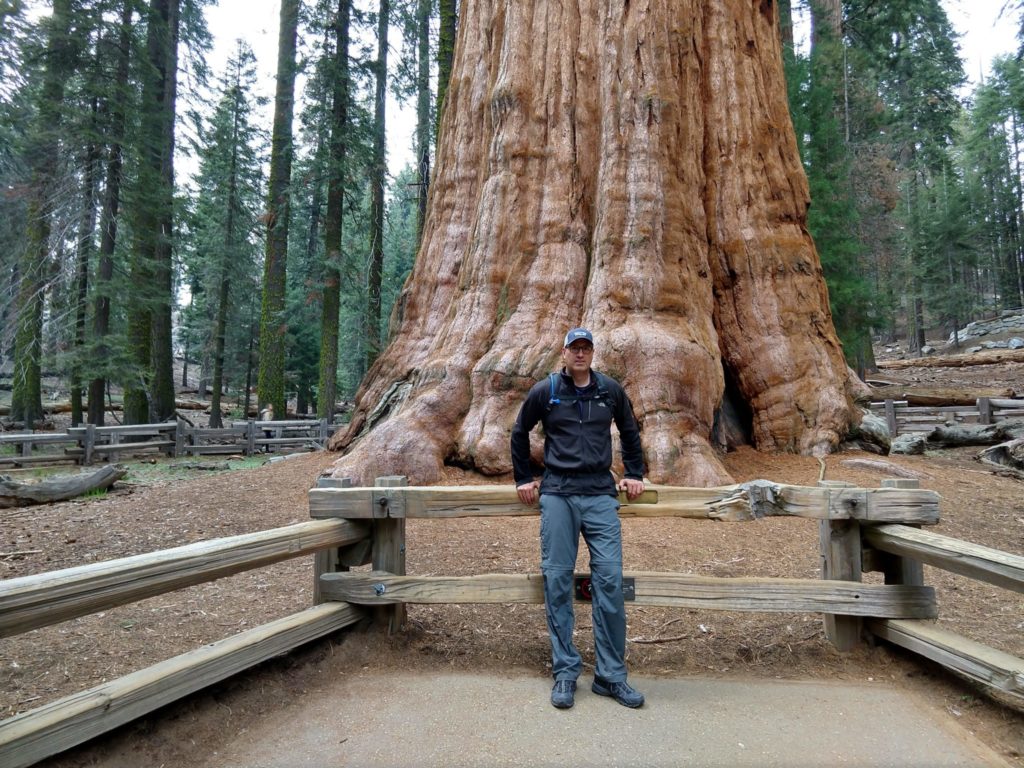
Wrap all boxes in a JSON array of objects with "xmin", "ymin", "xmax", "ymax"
[
  {"xmin": 548, "ymin": 373, "xmax": 561, "ymax": 407},
  {"xmin": 547, "ymin": 371, "xmax": 612, "ymax": 410},
  {"xmin": 591, "ymin": 371, "xmax": 610, "ymax": 401}
]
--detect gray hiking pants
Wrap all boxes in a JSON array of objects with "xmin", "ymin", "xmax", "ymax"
[{"xmin": 539, "ymin": 493, "xmax": 627, "ymax": 683}]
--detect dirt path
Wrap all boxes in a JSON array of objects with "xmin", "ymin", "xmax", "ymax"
[{"xmin": 2, "ymin": 421, "xmax": 1023, "ymax": 765}]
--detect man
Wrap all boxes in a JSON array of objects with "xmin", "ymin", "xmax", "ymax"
[{"xmin": 510, "ymin": 327, "xmax": 646, "ymax": 710}]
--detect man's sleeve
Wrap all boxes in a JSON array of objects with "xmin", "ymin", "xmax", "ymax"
[
  {"xmin": 510, "ymin": 384, "xmax": 543, "ymax": 485},
  {"xmin": 613, "ymin": 385, "xmax": 645, "ymax": 480}
]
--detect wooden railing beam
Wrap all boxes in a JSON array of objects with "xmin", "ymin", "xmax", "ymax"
[
  {"xmin": 0, "ymin": 604, "xmax": 364, "ymax": 768},
  {"xmin": 864, "ymin": 524, "xmax": 1024, "ymax": 593},
  {"xmin": 320, "ymin": 571, "xmax": 937, "ymax": 619},
  {"xmin": 0, "ymin": 520, "xmax": 369, "ymax": 637},
  {"xmin": 308, "ymin": 483, "xmax": 939, "ymax": 524}
]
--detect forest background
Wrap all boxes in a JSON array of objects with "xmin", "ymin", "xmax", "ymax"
[{"xmin": 2, "ymin": 0, "xmax": 1024, "ymax": 430}]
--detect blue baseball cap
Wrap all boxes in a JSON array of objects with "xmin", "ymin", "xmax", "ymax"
[{"xmin": 563, "ymin": 327, "xmax": 594, "ymax": 347}]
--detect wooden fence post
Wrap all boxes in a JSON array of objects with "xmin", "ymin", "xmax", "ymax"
[
  {"xmin": 245, "ymin": 421, "xmax": 255, "ymax": 456},
  {"xmin": 174, "ymin": 420, "xmax": 185, "ymax": 458},
  {"xmin": 318, "ymin": 418, "xmax": 329, "ymax": 445},
  {"xmin": 977, "ymin": 397, "xmax": 993, "ymax": 425},
  {"xmin": 884, "ymin": 399, "xmax": 898, "ymax": 437},
  {"xmin": 83, "ymin": 424, "xmax": 96, "ymax": 466},
  {"xmin": 818, "ymin": 480, "xmax": 862, "ymax": 651},
  {"xmin": 313, "ymin": 477, "xmax": 352, "ymax": 604},
  {"xmin": 373, "ymin": 475, "xmax": 407, "ymax": 633},
  {"xmin": 877, "ymin": 479, "xmax": 925, "ymax": 588}
]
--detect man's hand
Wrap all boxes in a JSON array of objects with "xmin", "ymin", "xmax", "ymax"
[
  {"xmin": 618, "ymin": 477, "xmax": 645, "ymax": 501},
  {"xmin": 516, "ymin": 480, "xmax": 540, "ymax": 505}
]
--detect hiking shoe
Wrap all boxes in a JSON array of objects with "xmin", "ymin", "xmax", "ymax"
[
  {"xmin": 551, "ymin": 679, "xmax": 576, "ymax": 709},
  {"xmin": 592, "ymin": 677, "xmax": 644, "ymax": 708}
]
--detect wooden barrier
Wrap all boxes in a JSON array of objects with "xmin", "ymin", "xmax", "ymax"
[
  {"xmin": 322, "ymin": 571, "xmax": 937, "ymax": 618},
  {"xmin": 0, "ymin": 519, "xmax": 368, "ymax": 637},
  {"xmin": 0, "ymin": 419, "xmax": 340, "ymax": 467},
  {"xmin": 864, "ymin": 524, "xmax": 1024, "ymax": 593},
  {"xmin": 0, "ymin": 603, "xmax": 364, "ymax": 768},
  {"xmin": 308, "ymin": 482, "xmax": 940, "ymax": 523},
  {"xmin": 868, "ymin": 397, "xmax": 1024, "ymax": 436},
  {"xmin": 315, "ymin": 475, "xmax": 1023, "ymax": 704},
  {"xmin": 0, "ymin": 516, "xmax": 372, "ymax": 767},
  {"xmin": 866, "ymin": 619, "xmax": 1024, "ymax": 697}
]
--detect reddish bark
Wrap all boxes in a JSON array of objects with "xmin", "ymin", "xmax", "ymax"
[{"xmin": 328, "ymin": 0, "xmax": 864, "ymax": 486}]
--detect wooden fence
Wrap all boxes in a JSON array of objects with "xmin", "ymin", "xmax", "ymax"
[
  {"xmin": 1, "ymin": 476, "xmax": 1021, "ymax": 767},
  {"xmin": 0, "ymin": 519, "xmax": 372, "ymax": 768},
  {"xmin": 311, "ymin": 477, "xmax": 1023, "ymax": 696},
  {"xmin": 869, "ymin": 397, "xmax": 1024, "ymax": 436},
  {"xmin": 0, "ymin": 419, "xmax": 338, "ymax": 468}
]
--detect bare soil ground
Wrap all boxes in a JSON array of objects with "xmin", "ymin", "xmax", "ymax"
[{"xmin": 1, "ymin": 360, "xmax": 1023, "ymax": 767}]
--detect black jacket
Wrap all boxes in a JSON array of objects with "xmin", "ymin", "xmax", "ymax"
[{"xmin": 510, "ymin": 368, "xmax": 645, "ymax": 496}]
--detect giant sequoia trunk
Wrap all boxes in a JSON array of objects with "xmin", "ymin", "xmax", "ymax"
[{"xmin": 328, "ymin": 0, "xmax": 865, "ymax": 486}]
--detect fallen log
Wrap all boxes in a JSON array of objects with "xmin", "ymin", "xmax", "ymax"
[
  {"xmin": 877, "ymin": 349, "xmax": 1024, "ymax": 370},
  {"xmin": 864, "ymin": 385, "xmax": 1016, "ymax": 406},
  {"xmin": 977, "ymin": 438, "xmax": 1024, "ymax": 479},
  {"xmin": 838, "ymin": 459, "xmax": 929, "ymax": 479},
  {"xmin": 925, "ymin": 420, "xmax": 1024, "ymax": 447},
  {"xmin": 0, "ymin": 465, "xmax": 128, "ymax": 508}
]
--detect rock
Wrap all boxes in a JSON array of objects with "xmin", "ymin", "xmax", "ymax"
[
  {"xmin": 920, "ymin": 345, "xmax": 935, "ymax": 355},
  {"xmin": 891, "ymin": 434, "xmax": 926, "ymax": 455},
  {"xmin": 854, "ymin": 411, "xmax": 891, "ymax": 452},
  {"xmin": 1010, "ymin": 337, "xmax": 1024, "ymax": 349},
  {"xmin": 966, "ymin": 346, "xmax": 983, "ymax": 354}
]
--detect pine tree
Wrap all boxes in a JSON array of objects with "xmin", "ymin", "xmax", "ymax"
[
  {"xmin": 189, "ymin": 41, "xmax": 266, "ymax": 427},
  {"xmin": 88, "ymin": 0, "xmax": 135, "ymax": 426},
  {"xmin": 257, "ymin": 0, "xmax": 301, "ymax": 419},
  {"xmin": 12, "ymin": 0, "xmax": 78, "ymax": 426},
  {"xmin": 124, "ymin": 0, "xmax": 181, "ymax": 423},
  {"xmin": 414, "ymin": 0, "xmax": 430, "ymax": 243},
  {"xmin": 365, "ymin": 0, "xmax": 390, "ymax": 369},
  {"xmin": 436, "ymin": 0, "xmax": 456, "ymax": 138},
  {"xmin": 317, "ymin": 0, "xmax": 351, "ymax": 420}
]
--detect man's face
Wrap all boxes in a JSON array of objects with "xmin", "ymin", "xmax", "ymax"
[{"xmin": 562, "ymin": 340, "xmax": 594, "ymax": 374}]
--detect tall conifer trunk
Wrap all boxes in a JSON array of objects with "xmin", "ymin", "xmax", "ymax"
[
  {"xmin": 89, "ymin": 0, "xmax": 133, "ymax": 426},
  {"xmin": 71, "ymin": 102, "xmax": 100, "ymax": 427},
  {"xmin": 365, "ymin": 0, "xmax": 389, "ymax": 368},
  {"xmin": 12, "ymin": 0, "xmax": 75, "ymax": 426},
  {"xmin": 436, "ymin": 0, "xmax": 457, "ymax": 138},
  {"xmin": 318, "ymin": 0, "xmax": 351, "ymax": 420},
  {"xmin": 125, "ymin": 0, "xmax": 179, "ymax": 424},
  {"xmin": 209, "ymin": 82, "xmax": 244, "ymax": 429},
  {"xmin": 148, "ymin": 0, "xmax": 180, "ymax": 422},
  {"xmin": 329, "ymin": 0, "xmax": 864, "ymax": 487},
  {"xmin": 257, "ymin": 0, "xmax": 300, "ymax": 419},
  {"xmin": 415, "ymin": 0, "xmax": 431, "ymax": 243}
]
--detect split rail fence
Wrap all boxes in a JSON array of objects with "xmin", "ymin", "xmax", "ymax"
[
  {"xmin": 0, "ymin": 419, "xmax": 338, "ymax": 468},
  {"xmin": 869, "ymin": 397, "xmax": 1024, "ymax": 436},
  {"xmin": 1, "ymin": 476, "xmax": 1022, "ymax": 768}
]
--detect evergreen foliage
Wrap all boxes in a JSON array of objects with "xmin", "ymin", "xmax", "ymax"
[{"xmin": 182, "ymin": 40, "xmax": 266, "ymax": 426}]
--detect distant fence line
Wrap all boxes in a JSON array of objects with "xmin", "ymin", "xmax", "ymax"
[
  {"xmin": 0, "ymin": 419, "xmax": 340, "ymax": 467},
  {"xmin": 869, "ymin": 397, "xmax": 1024, "ymax": 437}
]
